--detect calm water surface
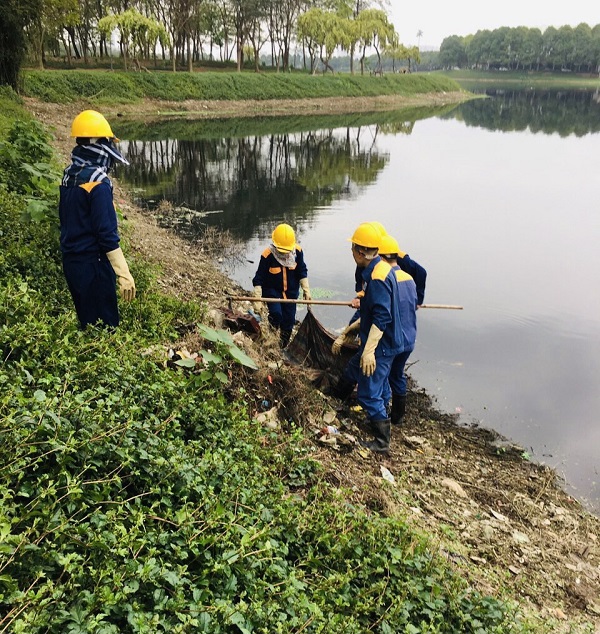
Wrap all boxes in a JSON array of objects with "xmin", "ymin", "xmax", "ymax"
[{"xmin": 117, "ymin": 90, "xmax": 600, "ymax": 513}]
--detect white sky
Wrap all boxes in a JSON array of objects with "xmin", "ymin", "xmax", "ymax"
[{"xmin": 388, "ymin": 0, "xmax": 599, "ymax": 49}]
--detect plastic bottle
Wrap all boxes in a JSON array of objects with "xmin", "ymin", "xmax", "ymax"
[{"xmin": 321, "ymin": 425, "xmax": 339, "ymax": 435}]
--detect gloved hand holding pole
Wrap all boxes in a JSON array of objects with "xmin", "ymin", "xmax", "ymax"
[
  {"xmin": 300, "ymin": 278, "xmax": 311, "ymax": 301},
  {"xmin": 252, "ymin": 286, "xmax": 266, "ymax": 315}
]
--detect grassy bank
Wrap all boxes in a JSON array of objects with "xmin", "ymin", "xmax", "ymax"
[
  {"xmin": 0, "ymin": 87, "xmax": 539, "ymax": 633},
  {"xmin": 21, "ymin": 69, "xmax": 463, "ymax": 104},
  {"xmin": 437, "ymin": 69, "xmax": 600, "ymax": 91}
]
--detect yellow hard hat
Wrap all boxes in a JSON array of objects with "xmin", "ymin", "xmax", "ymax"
[
  {"xmin": 379, "ymin": 235, "xmax": 400, "ymax": 256},
  {"xmin": 70, "ymin": 110, "xmax": 116, "ymax": 139},
  {"xmin": 272, "ymin": 223, "xmax": 296, "ymax": 252},
  {"xmin": 368, "ymin": 221, "xmax": 387, "ymax": 237},
  {"xmin": 348, "ymin": 223, "xmax": 382, "ymax": 249}
]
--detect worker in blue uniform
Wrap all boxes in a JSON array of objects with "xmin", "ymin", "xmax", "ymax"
[
  {"xmin": 334, "ymin": 222, "xmax": 405, "ymax": 452},
  {"xmin": 378, "ymin": 235, "xmax": 418, "ymax": 426},
  {"xmin": 349, "ymin": 222, "xmax": 426, "ymax": 324},
  {"xmin": 333, "ymin": 234, "xmax": 418, "ymax": 429},
  {"xmin": 252, "ymin": 223, "xmax": 311, "ymax": 347},
  {"xmin": 59, "ymin": 109, "xmax": 135, "ymax": 329}
]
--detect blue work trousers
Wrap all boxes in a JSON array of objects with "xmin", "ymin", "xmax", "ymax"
[
  {"xmin": 382, "ymin": 349, "xmax": 413, "ymax": 403},
  {"xmin": 63, "ymin": 254, "xmax": 118, "ymax": 328},
  {"xmin": 266, "ymin": 300, "xmax": 296, "ymax": 332},
  {"xmin": 344, "ymin": 352, "xmax": 394, "ymax": 421}
]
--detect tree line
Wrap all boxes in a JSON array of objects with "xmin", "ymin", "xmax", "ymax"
[
  {"xmin": 3, "ymin": 0, "xmax": 599, "ymax": 91},
  {"xmin": 439, "ymin": 24, "xmax": 600, "ymax": 73},
  {"xmin": 1, "ymin": 0, "xmax": 422, "ymax": 87}
]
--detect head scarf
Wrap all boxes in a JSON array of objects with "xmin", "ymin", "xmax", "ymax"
[
  {"xmin": 61, "ymin": 138, "xmax": 129, "ymax": 188},
  {"xmin": 270, "ymin": 244, "xmax": 297, "ymax": 268}
]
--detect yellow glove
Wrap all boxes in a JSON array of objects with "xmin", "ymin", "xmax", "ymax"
[
  {"xmin": 360, "ymin": 324, "xmax": 384, "ymax": 377},
  {"xmin": 106, "ymin": 247, "xmax": 136, "ymax": 302},
  {"xmin": 253, "ymin": 286, "xmax": 265, "ymax": 315},
  {"xmin": 332, "ymin": 319, "xmax": 360, "ymax": 355},
  {"xmin": 300, "ymin": 278, "xmax": 311, "ymax": 301}
]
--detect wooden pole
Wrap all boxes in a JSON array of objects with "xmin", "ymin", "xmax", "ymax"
[
  {"xmin": 227, "ymin": 296, "xmax": 463, "ymax": 309},
  {"xmin": 227, "ymin": 295, "xmax": 352, "ymax": 306}
]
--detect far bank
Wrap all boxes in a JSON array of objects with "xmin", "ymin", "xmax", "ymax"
[{"xmin": 21, "ymin": 69, "xmax": 474, "ymax": 119}]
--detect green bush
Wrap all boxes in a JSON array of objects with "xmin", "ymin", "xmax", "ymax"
[{"xmin": 0, "ymin": 119, "xmax": 61, "ymax": 221}]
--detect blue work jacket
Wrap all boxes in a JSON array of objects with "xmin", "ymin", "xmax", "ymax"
[
  {"xmin": 252, "ymin": 246, "xmax": 308, "ymax": 299},
  {"xmin": 59, "ymin": 181, "xmax": 120, "ymax": 256},
  {"xmin": 392, "ymin": 264, "xmax": 418, "ymax": 352},
  {"xmin": 355, "ymin": 251, "xmax": 427, "ymax": 304},
  {"xmin": 359, "ymin": 256, "xmax": 405, "ymax": 358}
]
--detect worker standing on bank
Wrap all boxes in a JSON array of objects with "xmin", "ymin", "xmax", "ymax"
[
  {"xmin": 252, "ymin": 223, "xmax": 311, "ymax": 347},
  {"xmin": 59, "ymin": 109, "xmax": 135, "ymax": 329},
  {"xmin": 378, "ymin": 235, "xmax": 418, "ymax": 426},
  {"xmin": 340, "ymin": 223, "xmax": 404, "ymax": 452}
]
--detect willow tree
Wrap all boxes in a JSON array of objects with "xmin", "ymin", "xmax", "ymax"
[
  {"xmin": 297, "ymin": 8, "xmax": 351, "ymax": 74},
  {"xmin": 99, "ymin": 9, "xmax": 170, "ymax": 71},
  {"xmin": 384, "ymin": 41, "xmax": 420, "ymax": 72},
  {"xmin": 355, "ymin": 9, "xmax": 396, "ymax": 75}
]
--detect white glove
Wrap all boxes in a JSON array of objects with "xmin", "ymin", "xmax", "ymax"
[
  {"xmin": 332, "ymin": 334, "xmax": 345, "ymax": 356},
  {"xmin": 253, "ymin": 286, "xmax": 265, "ymax": 314},
  {"xmin": 300, "ymin": 278, "xmax": 311, "ymax": 301},
  {"xmin": 331, "ymin": 319, "xmax": 360, "ymax": 355},
  {"xmin": 360, "ymin": 324, "xmax": 383, "ymax": 377},
  {"xmin": 106, "ymin": 247, "xmax": 136, "ymax": 302}
]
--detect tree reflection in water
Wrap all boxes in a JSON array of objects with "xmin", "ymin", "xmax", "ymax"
[{"xmin": 117, "ymin": 125, "xmax": 394, "ymax": 241}]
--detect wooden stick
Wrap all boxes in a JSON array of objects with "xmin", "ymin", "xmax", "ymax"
[
  {"xmin": 228, "ymin": 296, "xmax": 463, "ymax": 309},
  {"xmin": 227, "ymin": 295, "xmax": 352, "ymax": 306}
]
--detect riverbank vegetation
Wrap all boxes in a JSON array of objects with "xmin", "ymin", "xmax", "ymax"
[
  {"xmin": 4, "ymin": 0, "xmax": 599, "ymax": 92},
  {"xmin": 2, "ymin": 86, "xmax": 600, "ymax": 632},
  {"xmin": 21, "ymin": 69, "xmax": 464, "ymax": 105}
]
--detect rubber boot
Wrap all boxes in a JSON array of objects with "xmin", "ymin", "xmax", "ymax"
[
  {"xmin": 359, "ymin": 418, "xmax": 391, "ymax": 453},
  {"xmin": 280, "ymin": 329, "xmax": 293, "ymax": 348},
  {"xmin": 390, "ymin": 394, "xmax": 406, "ymax": 426}
]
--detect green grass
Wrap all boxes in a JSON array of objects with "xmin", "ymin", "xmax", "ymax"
[
  {"xmin": 0, "ymin": 87, "xmax": 540, "ymax": 634},
  {"xmin": 436, "ymin": 69, "xmax": 600, "ymax": 91},
  {"xmin": 21, "ymin": 69, "xmax": 464, "ymax": 104}
]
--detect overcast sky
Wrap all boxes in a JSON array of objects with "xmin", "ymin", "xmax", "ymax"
[{"xmin": 388, "ymin": 0, "xmax": 599, "ymax": 49}]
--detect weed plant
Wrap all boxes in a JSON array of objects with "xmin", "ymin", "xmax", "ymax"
[{"xmin": 0, "ymin": 90, "xmax": 534, "ymax": 633}]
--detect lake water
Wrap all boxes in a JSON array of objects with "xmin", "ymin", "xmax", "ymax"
[{"xmin": 116, "ymin": 89, "xmax": 600, "ymax": 514}]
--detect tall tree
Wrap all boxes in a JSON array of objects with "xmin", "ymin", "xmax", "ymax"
[
  {"xmin": 24, "ymin": 0, "xmax": 80, "ymax": 69},
  {"xmin": 99, "ymin": 9, "xmax": 169, "ymax": 71},
  {"xmin": 1, "ymin": 0, "xmax": 41, "ymax": 88},
  {"xmin": 439, "ymin": 35, "xmax": 467, "ymax": 69}
]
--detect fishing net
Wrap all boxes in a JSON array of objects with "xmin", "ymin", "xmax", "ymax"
[{"xmin": 285, "ymin": 311, "xmax": 358, "ymax": 390}]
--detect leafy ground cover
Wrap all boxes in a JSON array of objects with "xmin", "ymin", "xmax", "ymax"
[{"xmin": 1, "ymin": 87, "xmax": 599, "ymax": 633}]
